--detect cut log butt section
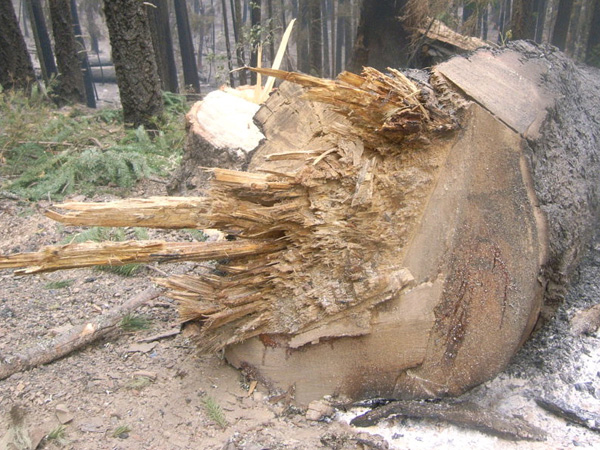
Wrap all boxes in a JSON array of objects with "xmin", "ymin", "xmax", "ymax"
[{"xmin": 1, "ymin": 44, "xmax": 598, "ymax": 408}]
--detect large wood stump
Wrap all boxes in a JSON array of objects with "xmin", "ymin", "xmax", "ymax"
[
  {"xmin": 222, "ymin": 43, "xmax": 600, "ymax": 404},
  {"xmin": 2, "ymin": 43, "xmax": 600, "ymax": 407}
]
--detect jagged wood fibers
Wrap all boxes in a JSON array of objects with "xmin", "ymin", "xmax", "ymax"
[
  {"xmin": 0, "ymin": 67, "xmax": 451, "ymax": 353},
  {"xmin": 0, "ymin": 239, "xmax": 283, "ymax": 274}
]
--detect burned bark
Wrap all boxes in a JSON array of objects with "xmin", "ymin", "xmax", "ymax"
[
  {"xmin": 103, "ymin": 0, "xmax": 164, "ymax": 129},
  {"xmin": 0, "ymin": 0, "xmax": 36, "ymax": 92},
  {"xmin": 49, "ymin": 0, "xmax": 86, "ymax": 105}
]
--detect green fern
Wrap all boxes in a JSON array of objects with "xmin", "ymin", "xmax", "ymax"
[{"xmin": 1, "ymin": 88, "xmax": 186, "ymax": 200}]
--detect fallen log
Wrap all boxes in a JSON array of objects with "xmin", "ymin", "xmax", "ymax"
[
  {"xmin": 1, "ymin": 42, "xmax": 600, "ymax": 407},
  {"xmin": 350, "ymin": 400, "xmax": 547, "ymax": 441},
  {"xmin": 0, "ymin": 287, "xmax": 161, "ymax": 381}
]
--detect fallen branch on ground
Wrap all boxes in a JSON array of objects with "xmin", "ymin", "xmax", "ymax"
[
  {"xmin": 536, "ymin": 397, "xmax": 600, "ymax": 433},
  {"xmin": 350, "ymin": 400, "xmax": 547, "ymax": 441},
  {"xmin": 0, "ymin": 287, "xmax": 162, "ymax": 381}
]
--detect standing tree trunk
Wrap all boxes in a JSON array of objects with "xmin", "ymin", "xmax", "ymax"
[
  {"xmin": 103, "ymin": 0, "xmax": 164, "ymax": 129},
  {"xmin": 197, "ymin": 1, "xmax": 205, "ymax": 80},
  {"xmin": 221, "ymin": 0, "xmax": 236, "ymax": 86},
  {"xmin": 147, "ymin": 0, "xmax": 179, "ymax": 93},
  {"xmin": 249, "ymin": 0, "xmax": 262, "ymax": 84},
  {"xmin": 534, "ymin": 0, "xmax": 548, "ymax": 42},
  {"xmin": 25, "ymin": 0, "xmax": 57, "ymax": 83},
  {"xmin": 70, "ymin": 0, "xmax": 96, "ymax": 108},
  {"xmin": 308, "ymin": 0, "xmax": 322, "ymax": 76},
  {"xmin": 334, "ymin": 0, "xmax": 346, "ymax": 74},
  {"xmin": 564, "ymin": 0, "xmax": 596, "ymax": 62},
  {"xmin": 49, "ymin": 0, "xmax": 86, "ymax": 105},
  {"xmin": 174, "ymin": 0, "xmax": 201, "ymax": 93},
  {"xmin": 233, "ymin": 0, "xmax": 247, "ymax": 84},
  {"xmin": 512, "ymin": 0, "xmax": 537, "ymax": 40},
  {"xmin": 267, "ymin": 0, "xmax": 275, "ymax": 66},
  {"xmin": 297, "ymin": 0, "xmax": 310, "ymax": 73},
  {"xmin": 83, "ymin": 1, "xmax": 101, "ymax": 54},
  {"xmin": 551, "ymin": 0, "xmax": 574, "ymax": 50},
  {"xmin": 586, "ymin": 0, "xmax": 600, "ymax": 66},
  {"xmin": 348, "ymin": 0, "xmax": 410, "ymax": 73},
  {"xmin": 321, "ymin": 0, "xmax": 330, "ymax": 78},
  {"xmin": 0, "ymin": 0, "xmax": 36, "ymax": 92}
]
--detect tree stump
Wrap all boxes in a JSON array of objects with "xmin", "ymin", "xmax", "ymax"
[{"xmin": 168, "ymin": 90, "xmax": 265, "ymax": 195}]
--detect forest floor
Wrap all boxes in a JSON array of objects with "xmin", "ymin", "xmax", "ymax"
[{"xmin": 1, "ymin": 177, "xmax": 600, "ymax": 450}]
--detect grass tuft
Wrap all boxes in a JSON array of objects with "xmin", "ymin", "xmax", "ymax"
[
  {"xmin": 203, "ymin": 396, "xmax": 228, "ymax": 429},
  {"xmin": 62, "ymin": 227, "xmax": 146, "ymax": 276},
  {"xmin": 44, "ymin": 279, "xmax": 74, "ymax": 290},
  {"xmin": 125, "ymin": 376, "xmax": 152, "ymax": 390},
  {"xmin": 46, "ymin": 424, "xmax": 68, "ymax": 445},
  {"xmin": 120, "ymin": 314, "xmax": 151, "ymax": 331},
  {"xmin": 98, "ymin": 263, "xmax": 144, "ymax": 277},
  {"xmin": 111, "ymin": 424, "xmax": 131, "ymax": 438}
]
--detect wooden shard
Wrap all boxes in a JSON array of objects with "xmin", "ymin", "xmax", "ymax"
[
  {"xmin": 0, "ymin": 239, "xmax": 283, "ymax": 274},
  {"xmin": 46, "ymin": 196, "xmax": 209, "ymax": 228}
]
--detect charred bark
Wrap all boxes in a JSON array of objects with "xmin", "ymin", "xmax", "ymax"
[
  {"xmin": 49, "ymin": 0, "xmax": 86, "ymax": 105},
  {"xmin": 347, "ymin": 0, "xmax": 411, "ymax": 73},
  {"xmin": 0, "ymin": 0, "xmax": 36, "ymax": 92},
  {"xmin": 249, "ymin": 0, "xmax": 262, "ymax": 84},
  {"xmin": 103, "ymin": 0, "xmax": 164, "ymax": 129},
  {"xmin": 174, "ymin": 0, "xmax": 201, "ymax": 93},
  {"xmin": 147, "ymin": 0, "xmax": 179, "ymax": 93},
  {"xmin": 25, "ymin": 0, "xmax": 57, "ymax": 83}
]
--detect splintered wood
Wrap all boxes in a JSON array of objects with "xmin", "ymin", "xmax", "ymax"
[
  {"xmin": 46, "ymin": 196, "xmax": 209, "ymax": 228},
  {"xmin": 0, "ymin": 67, "xmax": 456, "ymax": 352}
]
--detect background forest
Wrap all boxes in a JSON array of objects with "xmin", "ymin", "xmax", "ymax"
[
  {"xmin": 0, "ymin": 0, "xmax": 599, "ymax": 202},
  {"xmin": 5, "ymin": 0, "xmax": 600, "ymax": 98}
]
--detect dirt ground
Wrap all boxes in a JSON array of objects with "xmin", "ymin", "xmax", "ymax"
[{"xmin": 1, "ymin": 178, "xmax": 600, "ymax": 450}]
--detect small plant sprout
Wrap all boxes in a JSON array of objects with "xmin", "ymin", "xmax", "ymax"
[
  {"xmin": 120, "ymin": 314, "xmax": 151, "ymax": 331},
  {"xmin": 44, "ymin": 279, "xmax": 74, "ymax": 290},
  {"xmin": 126, "ymin": 376, "xmax": 152, "ymax": 390},
  {"xmin": 112, "ymin": 424, "xmax": 131, "ymax": 439},
  {"xmin": 46, "ymin": 424, "xmax": 68, "ymax": 445},
  {"xmin": 203, "ymin": 396, "xmax": 228, "ymax": 429}
]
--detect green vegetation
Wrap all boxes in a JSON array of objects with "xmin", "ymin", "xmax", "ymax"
[
  {"xmin": 111, "ymin": 424, "xmax": 131, "ymax": 439},
  {"xmin": 125, "ymin": 376, "xmax": 152, "ymax": 390},
  {"xmin": 99, "ymin": 263, "xmax": 144, "ymax": 277},
  {"xmin": 44, "ymin": 279, "xmax": 74, "ymax": 290},
  {"xmin": 0, "ymin": 89, "xmax": 186, "ymax": 201},
  {"xmin": 202, "ymin": 396, "xmax": 228, "ymax": 429},
  {"xmin": 46, "ymin": 425, "xmax": 68, "ymax": 445},
  {"xmin": 184, "ymin": 228, "xmax": 208, "ymax": 241},
  {"xmin": 120, "ymin": 314, "xmax": 152, "ymax": 331}
]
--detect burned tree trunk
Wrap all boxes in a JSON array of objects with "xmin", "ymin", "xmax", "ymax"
[
  {"xmin": 2, "ymin": 43, "xmax": 600, "ymax": 406},
  {"xmin": 0, "ymin": 0, "xmax": 36, "ymax": 92}
]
